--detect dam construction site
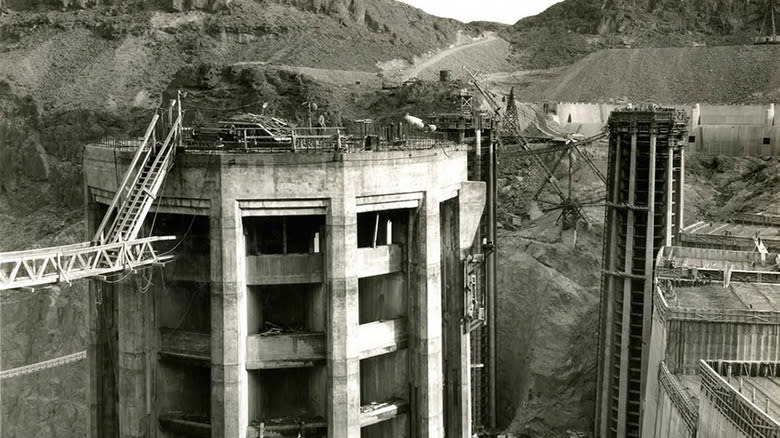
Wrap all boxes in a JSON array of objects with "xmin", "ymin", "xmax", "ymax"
[{"xmin": 2, "ymin": 1, "xmax": 780, "ymax": 438}]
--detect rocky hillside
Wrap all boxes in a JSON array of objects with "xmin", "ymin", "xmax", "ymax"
[
  {"xmin": 504, "ymin": 44, "xmax": 780, "ymax": 104},
  {"xmin": 503, "ymin": 0, "xmax": 771, "ymax": 69},
  {"xmin": 0, "ymin": 0, "xmax": 467, "ymax": 216}
]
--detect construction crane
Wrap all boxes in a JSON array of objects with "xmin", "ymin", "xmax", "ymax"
[
  {"xmin": 755, "ymin": 0, "xmax": 780, "ymax": 44},
  {"xmin": 467, "ymin": 70, "xmax": 607, "ymax": 232},
  {"xmin": 0, "ymin": 97, "xmax": 183, "ymax": 292}
]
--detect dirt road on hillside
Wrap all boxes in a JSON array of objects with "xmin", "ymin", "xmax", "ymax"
[{"xmin": 402, "ymin": 32, "xmax": 505, "ymax": 81}]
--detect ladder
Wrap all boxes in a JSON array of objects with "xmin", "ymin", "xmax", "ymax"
[
  {"xmin": 94, "ymin": 100, "xmax": 182, "ymax": 244},
  {"xmin": 0, "ymin": 100, "xmax": 183, "ymax": 291}
]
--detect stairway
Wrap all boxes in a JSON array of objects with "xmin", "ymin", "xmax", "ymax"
[{"xmin": 95, "ymin": 103, "xmax": 182, "ymax": 244}]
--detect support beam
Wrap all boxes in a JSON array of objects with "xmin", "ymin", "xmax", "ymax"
[
  {"xmin": 327, "ymin": 180, "xmax": 361, "ymax": 438},
  {"xmin": 616, "ymin": 131, "xmax": 638, "ymax": 438}
]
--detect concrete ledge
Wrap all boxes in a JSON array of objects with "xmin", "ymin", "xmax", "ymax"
[
  {"xmin": 246, "ymin": 254, "xmax": 324, "ymax": 285},
  {"xmin": 360, "ymin": 398, "xmax": 409, "ymax": 427},
  {"xmin": 356, "ymin": 192, "xmax": 422, "ymax": 213},
  {"xmin": 356, "ymin": 245, "xmax": 404, "ymax": 278},
  {"xmin": 246, "ymin": 332, "xmax": 326, "ymax": 369},
  {"xmin": 357, "ymin": 318, "xmax": 408, "ymax": 360},
  {"xmin": 248, "ymin": 417, "xmax": 327, "ymax": 437},
  {"xmin": 159, "ymin": 329, "xmax": 210, "ymax": 366},
  {"xmin": 159, "ymin": 413, "xmax": 211, "ymax": 438}
]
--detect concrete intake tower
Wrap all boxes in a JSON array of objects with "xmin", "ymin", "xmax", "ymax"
[{"xmin": 82, "ymin": 114, "xmax": 487, "ymax": 438}]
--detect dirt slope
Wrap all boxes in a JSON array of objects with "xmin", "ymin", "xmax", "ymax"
[{"xmin": 507, "ymin": 44, "xmax": 780, "ymax": 104}]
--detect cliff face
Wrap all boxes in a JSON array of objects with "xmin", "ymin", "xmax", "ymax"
[
  {"xmin": 599, "ymin": 0, "xmax": 760, "ymax": 35},
  {"xmin": 0, "ymin": 0, "xmax": 462, "ymax": 214}
]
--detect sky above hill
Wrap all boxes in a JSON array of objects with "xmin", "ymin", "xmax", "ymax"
[{"xmin": 396, "ymin": 0, "xmax": 563, "ymax": 25}]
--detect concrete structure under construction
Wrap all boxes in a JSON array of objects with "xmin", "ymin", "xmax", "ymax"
[
  {"xmin": 643, "ymin": 245, "xmax": 780, "ymax": 438},
  {"xmin": 595, "ymin": 107, "xmax": 689, "ymax": 437},
  {"xmin": 526, "ymin": 102, "xmax": 780, "ymax": 157},
  {"xmin": 82, "ymin": 122, "xmax": 486, "ymax": 438},
  {"xmin": 595, "ymin": 105, "xmax": 780, "ymax": 438}
]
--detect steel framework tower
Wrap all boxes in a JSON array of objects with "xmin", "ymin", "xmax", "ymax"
[{"xmin": 595, "ymin": 107, "xmax": 688, "ymax": 438}]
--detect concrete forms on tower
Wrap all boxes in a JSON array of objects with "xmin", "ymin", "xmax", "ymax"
[
  {"xmin": 83, "ymin": 135, "xmax": 486, "ymax": 438},
  {"xmin": 595, "ymin": 107, "xmax": 689, "ymax": 438}
]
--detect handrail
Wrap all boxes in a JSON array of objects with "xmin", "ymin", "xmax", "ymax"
[
  {"xmin": 0, "ymin": 242, "xmax": 93, "ymax": 259},
  {"xmin": 109, "ymin": 112, "xmax": 181, "ymax": 243},
  {"xmin": 0, "ymin": 235, "xmax": 176, "ymax": 291},
  {"xmin": 103, "ymin": 115, "xmax": 166, "ymax": 242},
  {"xmin": 93, "ymin": 114, "xmax": 160, "ymax": 243}
]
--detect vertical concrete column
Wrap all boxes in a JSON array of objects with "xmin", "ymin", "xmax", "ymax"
[
  {"xmin": 327, "ymin": 166, "xmax": 360, "ymax": 438},
  {"xmin": 413, "ymin": 192, "xmax": 445, "ymax": 437},
  {"xmin": 597, "ymin": 132, "xmax": 623, "ymax": 438},
  {"xmin": 616, "ymin": 131, "xmax": 638, "ymax": 438},
  {"xmin": 86, "ymin": 200, "xmax": 102, "ymax": 438},
  {"xmin": 665, "ymin": 144, "xmax": 674, "ymax": 247},
  {"xmin": 676, "ymin": 148, "xmax": 685, "ymax": 237},
  {"xmin": 639, "ymin": 132, "xmax": 657, "ymax": 431},
  {"xmin": 117, "ymin": 280, "xmax": 148, "ymax": 438},
  {"xmin": 211, "ymin": 187, "xmax": 248, "ymax": 437},
  {"xmin": 458, "ymin": 331, "xmax": 472, "ymax": 438},
  {"xmin": 690, "ymin": 104, "xmax": 701, "ymax": 154}
]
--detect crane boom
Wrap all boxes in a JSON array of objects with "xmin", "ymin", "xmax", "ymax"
[{"xmin": 0, "ymin": 99, "xmax": 183, "ymax": 291}]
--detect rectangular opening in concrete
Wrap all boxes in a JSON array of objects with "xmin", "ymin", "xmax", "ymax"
[
  {"xmin": 247, "ymin": 284, "xmax": 326, "ymax": 335},
  {"xmin": 157, "ymin": 363, "xmax": 211, "ymax": 435},
  {"xmin": 158, "ymin": 280, "xmax": 211, "ymax": 333},
  {"xmin": 357, "ymin": 209, "xmax": 409, "ymax": 248},
  {"xmin": 247, "ymin": 367, "xmax": 327, "ymax": 436},
  {"xmin": 358, "ymin": 273, "xmax": 406, "ymax": 324},
  {"xmin": 359, "ymin": 349, "xmax": 410, "ymax": 437},
  {"xmin": 153, "ymin": 213, "xmax": 210, "ymax": 282},
  {"xmin": 153, "ymin": 213, "xmax": 210, "ymax": 255},
  {"xmin": 244, "ymin": 215, "xmax": 324, "ymax": 255}
]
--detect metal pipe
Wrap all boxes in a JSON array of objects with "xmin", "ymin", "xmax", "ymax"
[{"xmin": 487, "ymin": 133, "xmax": 497, "ymax": 429}]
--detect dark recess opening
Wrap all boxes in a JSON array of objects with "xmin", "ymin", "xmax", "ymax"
[{"xmin": 244, "ymin": 216, "xmax": 324, "ymax": 255}]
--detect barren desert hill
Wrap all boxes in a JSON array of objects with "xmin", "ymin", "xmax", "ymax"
[
  {"xmin": 497, "ymin": 43, "xmax": 780, "ymax": 104},
  {"xmin": 0, "ymin": 0, "xmax": 484, "ymax": 217},
  {"xmin": 503, "ymin": 0, "xmax": 773, "ymax": 69}
]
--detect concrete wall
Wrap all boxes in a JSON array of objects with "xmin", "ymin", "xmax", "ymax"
[
  {"xmin": 688, "ymin": 103, "xmax": 780, "ymax": 156},
  {"xmin": 358, "ymin": 273, "xmax": 405, "ymax": 324},
  {"xmin": 697, "ymin": 390, "xmax": 750, "ymax": 438},
  {"xmin": 552, "ymin": 103, "xmax": 619, "ymax": 136},
  {"xmin": 641, "ymin": 311, "xmax": 669, "ymax": 438},
  {"xmin": 511, "ymin": 102, "xmax": 780, "ymax": 156},
  {"xmin": 555, "ymin": 103, "xmax": 618, "ymax": 125},
  {"xmin": 690, "ymin": 125, "xmax": 780, "ymax": 156},
  {"xmin": 695, "ymin": 105, "xmax": 774, "ymax": 126},
  {"xmin": 651, "ymin": 384, "xmax": 695, "ymax": 438},
  {"xmin": 665, "ymin": 320, "xmax": 780, "ymax": 375}
]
